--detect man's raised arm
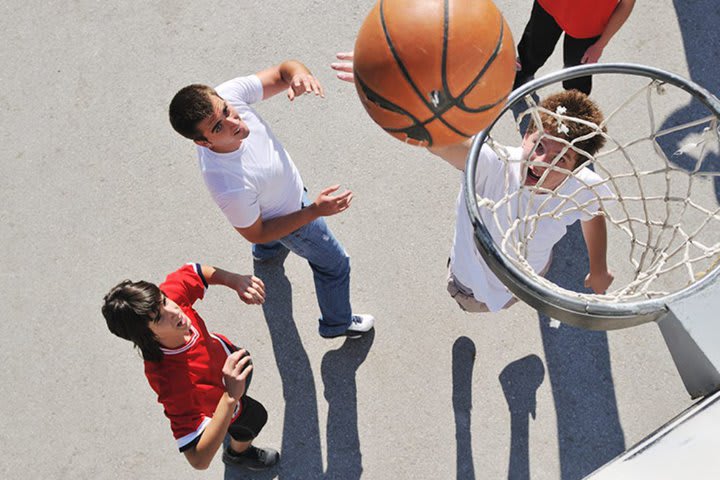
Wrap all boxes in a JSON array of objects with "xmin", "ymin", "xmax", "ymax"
[{"xmin": 256, "ymin": 60, "xmax": 325, "ymax": 101}]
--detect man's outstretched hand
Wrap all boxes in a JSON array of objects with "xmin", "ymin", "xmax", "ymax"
[
  {"xmin": 309, "ymin": 184, "xmax": 353, "ymax": 217},
  {"xmin": 287, "ymin": 71, "xmax": 325, "ymax": 100},
  {"xmin": 331, "ymin": 51, "xmax": 355, "ymax": 83}
]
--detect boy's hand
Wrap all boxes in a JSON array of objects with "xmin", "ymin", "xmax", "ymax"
[
  {"xmin": 309, "ymin": 184, "xmax": 353, "ymax": 217},
  {"xmin": 585, "ymin": 270, "xmax": 614, "ymax": 294},
  {"xmin": 233, "ymin": 274, "xmax": 266, "ymax": 305},
  {"xmin": 581, "ymin": 42, "xmax": 605, "ymax": 64},
  {"xmin": 222, "ymin": 349, "xmax": 253, "ymax": 400},
  {"xmin": 288, "ymin": 72, "xmax": 325, "ymax": 100},
  {"xmin": 331, "ymin": 51, "xmax": 354, "ymax": 83}
]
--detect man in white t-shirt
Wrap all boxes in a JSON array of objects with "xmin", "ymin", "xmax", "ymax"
[
  {"xmin": 430, "ymin": 90, "xmax": 614, "ymax": 312},
  {"xmin": 169, "ymin": 60, "xmax": 374, "ymax": 338}
]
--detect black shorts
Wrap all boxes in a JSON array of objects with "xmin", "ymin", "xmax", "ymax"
[
  {"xmin": 227, "ymin": 395, "xmax": 268, "ymax": 442},
  {"xmin": 180, "ymin": 395, "xmax": 268, "ymax": 452}
]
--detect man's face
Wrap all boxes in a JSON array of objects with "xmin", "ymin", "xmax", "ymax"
[
  {"xmin": 521, "ymin": 132, "xmax": 579, "ymax": 191},
  {"xmin": 194, "ymin": 94, "xmax": 250, "ymax": 153},
  {"xmin": 148, "ymin": 294, "xmax": 191, "ymax": 343}
]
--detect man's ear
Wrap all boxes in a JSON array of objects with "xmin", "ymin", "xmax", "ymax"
[{"xmin": 194, "ymin": 138, "xmax": 212, "ymax": 148}]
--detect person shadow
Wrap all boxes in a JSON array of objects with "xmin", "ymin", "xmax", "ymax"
[
  {"xmin": 452, "ymin": 336, "xmax": 477, "ymax": 480},
  {"xmin": 224, "ymin": 255, "xmax": 373, "ymax": 480},
  {"xmin": 451, "ymin": 225, "xmax": 626, "ymax": 480},
  {"xmin": 322, "ymin": 329, "xmax": 375, "ymax": 480},
  {"xmin": 537, "ymin": 224, "xmax": 626, "ymax": 479},
  {"xmin": 499, "ymin": 354, "xmax": 546, "ymax": 480}
]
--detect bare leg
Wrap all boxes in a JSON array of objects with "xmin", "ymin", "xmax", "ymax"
[{"xmin": 229, "ymin": 438, "xmax": 252, "ymax": 454}]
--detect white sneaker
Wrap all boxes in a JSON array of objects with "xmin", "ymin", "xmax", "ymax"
[{"xmin": 322, "ymin": 314, "xmax": 375, "ymax": 339}]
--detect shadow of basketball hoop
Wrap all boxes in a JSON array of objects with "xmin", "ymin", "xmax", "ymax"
[{"xmin": 659, "ymin": 0, "xmax": 720, "ymax": 202}]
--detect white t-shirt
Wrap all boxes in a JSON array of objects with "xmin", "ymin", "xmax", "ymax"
[
  {"xmin": 197, "ymin": 75, "xmax": 304, "ymax": 228},
  {"xmin": 450, "ymin": 144, "xmax": 612, "ymax": 311}
]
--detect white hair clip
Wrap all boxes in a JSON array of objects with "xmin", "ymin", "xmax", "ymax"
[{"xmin": 555, "ymin": 105, "xmax": 569, "ymax": 134}]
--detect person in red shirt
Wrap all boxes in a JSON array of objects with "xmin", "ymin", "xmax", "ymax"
[
  {"xmin": 514, "ymin": 0, "xmax": 636, "ymax": 94},
  {"xmin": 102, "ymin": 263, "xmax": 278, "ymax": 471}
]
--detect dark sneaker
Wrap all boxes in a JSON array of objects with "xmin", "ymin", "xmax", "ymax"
[
  {"xmin": 321, "ymin": 314, "xmax": 375, "ymax": 339},
  {"xmin": 222, "ymin": 445, "xmax": 280, "ymax": 470}
]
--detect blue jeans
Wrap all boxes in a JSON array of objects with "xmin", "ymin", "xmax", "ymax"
[{"xmin": 252, "ymin": 194, "xmax": 352, "ymax": 337}]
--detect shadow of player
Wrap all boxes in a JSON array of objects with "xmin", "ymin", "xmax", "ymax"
[
  {"xmin": 224, "ymin": 254, "xmax": 372, "ymax": 480},
  {"xmin": 449, "ymin": 225, "xmax": 626, "ymax": 479},
  {"xmin": 322, "ymin": 329, "xmax": 375, "ymax": 480},
  {"xmin": 452, "ymin": 336, "xmax": 477, "ymax": 480},
  {"xmin": 500, "ymin": 354, "xmax": 546, "ymax": 480},
  {"xmin": 538, "ymin": 224, "xmax": 626, "ymax": 479}
]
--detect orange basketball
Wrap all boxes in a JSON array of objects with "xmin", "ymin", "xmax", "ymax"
[{"xmin": 353, "ymin": 0, "xmax": 516, "ymax": 147}]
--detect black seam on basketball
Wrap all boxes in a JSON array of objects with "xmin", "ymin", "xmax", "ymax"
[
  {"xmin": 371, "ymin": 0, "xmax": 509, "ymax": 143},
  {"xmin": 455, "ymin": 16, "xmax": 509, "ymax": 113},
  {"xmin": 380, "ymin": 0, "xmax": 438, "ymax": 116},
  {"xmin": 403, "ymin": 2, "xmax": 503, "ymax": 132},
  {"xmin": 411, "ymin": 11, "xmax": 510, "ymax": 137},
  {"xmin": 432, "ymin": 13, "xmax": 508, "ymax": 117},
  {"xmin": 378, "ymin": 0, "xmax": 466, "ymax": 141},
  {"xmin": 441, "ymin": 0, "xmax": 450, "ymax": 98},
  {"xmin": 355, "ymin": 69, "xmax": 432, "ymax": 145}
]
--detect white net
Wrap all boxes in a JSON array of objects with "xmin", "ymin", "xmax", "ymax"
[{"xmin": 475, "ymin": 75, "xmax": 720, "ymax": 306}]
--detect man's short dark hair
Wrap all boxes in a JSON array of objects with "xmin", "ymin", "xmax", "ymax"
[
  {"xmin": 102, "ymin": 280, "xmax": 164, "ymax": 362},
  {"xmin": 169, "ymin": 84, "xmax": 218, "ymax": 141}
]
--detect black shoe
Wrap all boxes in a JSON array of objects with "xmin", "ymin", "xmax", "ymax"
[
  {"xmin": 222, "ymin": 445, "xmax": 280, "ymax": 470},
  {"xmin": 320, "ymin": 314, "xmax": 375, "ymax": 339}
]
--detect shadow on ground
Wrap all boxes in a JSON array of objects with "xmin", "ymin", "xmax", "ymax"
[
  {"xmin": 451, "ymin": 225, "xmax": 626, "ymax": 480},
  {"xmin": 224, "ymin": 256, "xmax": 372, "ymax": 480},
  {"xmin": 662, "ymin": 0, "xmax": 720, "ymax": 202},
  {"xmin": 538, "ymin": 224, "xmax": 626, "ymax": 479}
]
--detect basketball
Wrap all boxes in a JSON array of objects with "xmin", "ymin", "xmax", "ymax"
[{"xmin": 353, "ymin": 0, "xmax": 516, "ymax": 147}]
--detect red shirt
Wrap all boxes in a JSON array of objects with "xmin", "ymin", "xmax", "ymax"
[
  {"xmin": 144, "ymin": 263, "xmax": 240, "ymax": 451},
  {"xmin": 537, "ymin": 0, "xmax": 618, "ymax": 38}
]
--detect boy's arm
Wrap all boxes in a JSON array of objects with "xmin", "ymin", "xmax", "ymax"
[
  {"xmin": 581, "ymin": 215, "xmax": 614, "ymax": 294},
  {"xmin": 426, "ymin": 139, "xmax": 473, "ymax": 171},
  {"xmin": 200, "ymin": 265, "xmax": 266, "ymax": 305},
  {"xmin": 581, "ymin": 0, "xmax": 636, "ymax": 64},
  {"xmin": 183, "ymin": 350, "xmax": 252, "ymax": 470},
  {"xmin": 234, "ymin": 185, "xmax": 352, "ymax": 244},
  {"xmin": 255, "ymin": 60, "xmax": 325, "ymax": 101}
]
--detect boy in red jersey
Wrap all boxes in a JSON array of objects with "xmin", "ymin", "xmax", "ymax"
[{"xmin": 102, "ymin": 263, "xmax": 278, "ymax": 471}]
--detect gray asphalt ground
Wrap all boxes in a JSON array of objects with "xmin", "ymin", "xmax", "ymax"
[{"xmin": 2, "ymin": 1, "xmax": 718, "ymax": 479}]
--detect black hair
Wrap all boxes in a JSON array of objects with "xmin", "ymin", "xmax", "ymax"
[{"xmin": 101, "ymin": 280, "xmax": 164, "ymax": 362}]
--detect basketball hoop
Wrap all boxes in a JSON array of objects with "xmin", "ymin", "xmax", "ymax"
[{"xmin": 466, "ymin": 63, "xmax": 720, "ymax": 332}]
